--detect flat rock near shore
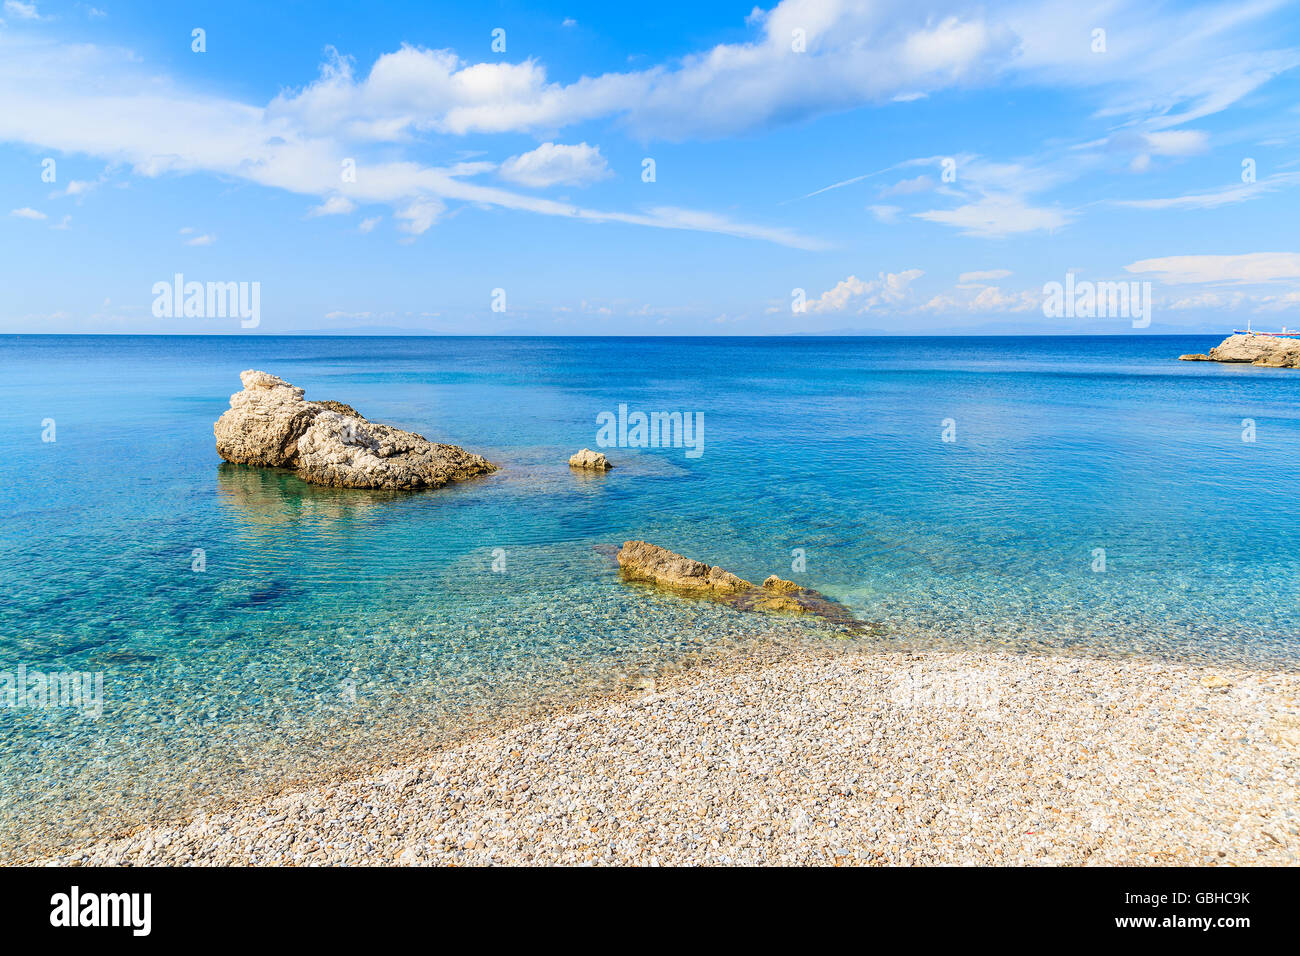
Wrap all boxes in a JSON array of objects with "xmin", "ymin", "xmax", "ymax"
[
  {"xmin": 214, "ymin": 369, "xmax": 497, "ymax": 490},
  {"xmin": 616, "ymin": 540, "xmax": 869, "ymax": 632},
  {"xmin": 40, "ymin": 646, "xmax": 1300, "ymax": 866},
  {"xmin": 1182, "ymin": 333, "xmax": 1300, "ymax": 368}
]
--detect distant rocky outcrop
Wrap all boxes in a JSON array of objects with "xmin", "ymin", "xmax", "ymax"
[
  {"xmin": 569, "ymin": 448, "xmax": 613, "ymax": 470},
  {"xmin": 214, "ymin": 370, "xmax": 497, "ymax": 490},
  {"xmin": 1181, "ymin": 334, "xmax": 1300, "ymax": 369},
  {"xmin": 615, "ymin": 540, "xmax": 869, "ymax": 633}
]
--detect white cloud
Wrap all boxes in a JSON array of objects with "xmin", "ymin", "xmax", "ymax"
[
  {"xmin": 922, "ymin": 284, "xmax": 1038, "ymax": 314},
  {"xmin": 879, "ymin": 174, "xmax": 935, "ymax": 196},
  {"xmin": 1167, "ymin": 291, "xmax": 1249, "ymax": 310},
  {"xmin": 958, "ymin": 269, "xmax": 1012, "ymax": 282},
  {"xmin": 10, "ymin": 206, "xmax": 46, "ymax": 219},
  {"xmin": 804, "ymin": 270, "xmax": 924, "ymax": 314},
  {"xmin": 184, "ymin": 233, "xmax": 215, "ymax": 246},
  {"xmin": 267, "ymin": 5, "xmax": 1015, "ymax": 142},
  {"xmin": 4, "ymin": 1, "xmax": 40, "ymax": 20},
  {"xmin": 1143, "ymin": 130, "xmax": 1210, "ymax": 156},
  {"xmin": 1114, "ymin": 172, "xmax": 1300, "ymax": 210},
  {"xmin": 1125, "ymin": 252, "xmax": 1300, "ymax": 285},
  {"xmin": 803, "ymin": 268, "xmax": 1042, "ymax": 317},
  {"xmin": 257, "ymin": 0, "xmax": 1295, "ymax": 146},
  {"xmin": 395, "ymin": 198, "xmax": 445, "ymax": 235},
  {"xmin": 869, "ymin": 204, "xmax": 901, "ymax": 223},
  {"xmin": 0, "ymin": 33, "xmax": 823, "ymax": 249},
  {"xmin": 914, "ymin": 196, "xmax": 1069, "ymax": 238},
  {"xmin": 1003, "ymin": 1, "xmax": 1299, "ymax": 131},
  {"xmin": 358, "ymin": 215, "xmax": 381, "ymax": 233},
  {"xmin": 498, "ymin": 142, "xmax": 610, "ymax": 188},
  {"xmin": 1254, "ymin": 290, "xmax": 1300, "ymax": 311},
  {"xmin": 307, "ymin": 195, "xmax": 357, "ymax": 216},
  {"xmin": 1, "ymin": 0, "xmax": 1290, "ymax": 254}
]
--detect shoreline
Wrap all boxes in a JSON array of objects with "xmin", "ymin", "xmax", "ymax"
[{"xmin": 34, "ymin": 641, "xmax": 1300, "ymax": 866}]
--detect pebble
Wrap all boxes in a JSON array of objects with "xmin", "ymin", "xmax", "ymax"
[{"xmin": 36, "ymin": 648, "xmax": 1300, "ymax": 866}]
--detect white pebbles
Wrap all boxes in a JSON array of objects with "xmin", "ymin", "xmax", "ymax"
[{"xmin": 41, "ymin": 647, "xmax": 1300, "ymax": 866}]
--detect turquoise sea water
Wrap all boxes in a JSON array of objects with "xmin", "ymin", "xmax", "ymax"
[{"xmin": 3, "ymin": 334, "xmax": 1299, "ymax": 859}]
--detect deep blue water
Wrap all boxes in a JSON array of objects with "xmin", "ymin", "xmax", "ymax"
[{"xmin": 2, "ymin": 334, "xmax": 1298, "ymax": 857}]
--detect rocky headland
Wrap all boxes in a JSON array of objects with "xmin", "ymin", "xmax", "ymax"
[
  {"xmin": 214, "ymin": 370, "xmax": 497, "ymax": 490},
  {"xmin": 616, "ymin": 540, "xmax": 868, "ymax": 633},
  {"xmin": 1180, "ymin": 333, "xmax": 1300, "ymax": 368}
]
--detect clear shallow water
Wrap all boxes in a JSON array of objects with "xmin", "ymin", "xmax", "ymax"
[{"xmin": 2, "ymin": 334, "xmax": 1299, "ymax": 859}]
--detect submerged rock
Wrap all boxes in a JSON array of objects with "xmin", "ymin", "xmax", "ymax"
[
  {"xmin": 616, "ymin": 540, "xmax": 869, "ymax": 633},
  {"xmin": 617, "ymin": 540, "xmax": 750, "ymax": 595},
  {"xmin": 762, "ymin": 575, "xmax": 801, "ymax": 594},
  {"xmin": 214, "ymin": 370, "xmax": 497, "ymax": 490},
  {"xmin": 569, "ymin": 448, "xmax": 613, "ymax": 470},
  {"xmin": 1186, "ymin": 334, "xmax": 1300, "ymax": 368}
]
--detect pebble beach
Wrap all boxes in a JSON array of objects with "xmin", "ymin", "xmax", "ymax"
[{"xmin": 41, "ymin": 643, "xmax": 1300, "ymax": 866}]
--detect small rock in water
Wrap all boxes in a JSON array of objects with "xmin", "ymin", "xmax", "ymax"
[{"xmin": 568, "ymin": 448, "xmax": 613, "ymax": 470}]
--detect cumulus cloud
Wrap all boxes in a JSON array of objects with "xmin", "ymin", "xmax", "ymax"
[
  {"xmin": 803, "ymin": 268, "xmax": 1043, "ymax": 316},
  {"xmin": 804, "ymin": 270, "xmax": 924, "ymax": 314},
  {"xmin": 10, "ymin": 206, "xmax": 46, "ymax": 219},
  {"xmin": 0, "ymin": 33, "xmax": 822, "ymax": 248},
  {"xmin": 266, "ymin": 5, "xmax": 1015, "ymax": 142},
  {"xmin": 922, "ymin": 284, "xmax": 1039, "ymax": 313},
  {"xmin": 1, "ymin": 0, "xmax": 1292, "ymax": 254},
  {"xmin": 498, "ymin": 142, "xmax": 610, "ymax": 188}
]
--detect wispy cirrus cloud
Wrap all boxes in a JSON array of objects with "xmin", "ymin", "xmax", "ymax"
[
  {"xmin": 1124, "ymin": 252, "xmax": 1300, "ymax": 285},
  {"xmin": 1113, "ymin": 171, "xmax": 1300, "ymax": 210}
]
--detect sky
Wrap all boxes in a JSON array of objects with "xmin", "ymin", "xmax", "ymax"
[{"xmin": 1, "ymin": 0, "xmax": 1299, "ymax": 335}]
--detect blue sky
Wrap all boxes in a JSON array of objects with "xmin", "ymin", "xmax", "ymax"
[{"xmin": 2, "ymin": 0, "xmax": 1299, "ymax": 334}]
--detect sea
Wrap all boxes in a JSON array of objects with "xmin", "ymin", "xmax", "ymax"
[{"xmin": 2, "ymin": 334, "xmax": 1298, "ymax": 859}]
